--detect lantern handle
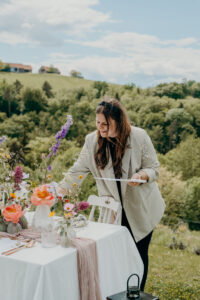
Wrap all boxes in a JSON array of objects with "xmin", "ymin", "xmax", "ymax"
[{"xmin": 127, "ymin": 273, "xmax": 140, "ymax": 291}]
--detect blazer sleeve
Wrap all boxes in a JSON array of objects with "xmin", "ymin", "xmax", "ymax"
[
  {"xmin": 58, "ymin": 136, "xmax": 91, "ymax": 190},
  {"xmin": 140, "ymin": 130, "xmax": 159, "ymax": 183}
]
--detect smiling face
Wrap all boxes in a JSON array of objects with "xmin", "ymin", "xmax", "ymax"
[{"xmin": 96, "ymin": 113, "xmax": 117, "ymax": 138}]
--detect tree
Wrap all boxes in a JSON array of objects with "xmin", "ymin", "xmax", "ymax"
[
  {"xmin": 92, "ymin": 81, "xmax": 109, "ymax": 98},
  {"xmin": 0, "ymin": 114, "xmax": 35, "ymax": 145},
  {"xmin": 0, "ymin": 81, "xmax": 20, "ymax": 116},
  {"xmin": 0, "ymin": 60, "xmax": 4, "ymax": 70},
  {"xmin": 42, "ymin": 81, "xmax": 54, "ymax": 98},
  {"xmin": 160, "ymin": 136, "xmax": 200, "ymax": 180},
  {"xmin": 13, "ymin": 80, "xmax": 23, "ymax": 94},
  {"xmin": 1, "ymin": 63, "xmax": 10, "ymax": 72},
  {"xmin": 22, "ymin": 88, "xmax": 48, "ymax": 113},
  {"xmin": 69, "ymin": 70, "xmax": 83, "ymax": 78},
  {"xmin": 152, "ymin": 82, "xmax": 185, "ymax": 99},
  {"xmin": 166, "ymin": 108, "xmax": 193, "ymax": 149},
  {"xmin": 183, "ymin": 177, "xmax": 200, "ymax": 230},
  {"xmin": 48, "ymin": 65, "xmax": 56, "ymax": 73}
]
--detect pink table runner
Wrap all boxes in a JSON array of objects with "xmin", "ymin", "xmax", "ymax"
[{"xmin": 72, "ymin": 237, "xmax": 102, "ymax": 300}]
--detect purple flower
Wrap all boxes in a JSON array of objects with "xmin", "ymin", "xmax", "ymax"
[
  {"xmin": 51, "ymin": 140, "xmax": 61, "ymax": 155},
  {"xmin": 41, "ymin": 153, "xmax": 45, "ymax": 159},
  {"xmin": 0, "ymin": 136, "xmax": 6, "ymax": 147},
  {"xmin": 48, "ymin": 115, "xmax": 73, "ymax": 158},
  {"xmin": 78, "ymin": 201, "xmax": 90, "ymax": 211},
  {"xmin": 55, "ymin": 115, "xmax": 73, "ymax": 141},
  {"xmin": 14, "ymin": 166, "xmax": 23, "ymax": 190},
  {"xmin": 47, "ymin": 165, "xmax": 52, "ymax": 171}
]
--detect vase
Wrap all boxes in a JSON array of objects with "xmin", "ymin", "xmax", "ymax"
[
  {"xmin": 7, "ymin": 222, "xmax": 22, "ymax": 234},
  {"xmin": 32, "ymin": 204, "xmax": 53, "ymax": 231},
  {"xmin": 41, "ymin": 229, "xmax": 57, "ymax": 248},
  {"xmin": 60, "ymin": 224, "xmax": 76, "ymax": 248},
  {"xmin": 0, "ymin": 218, "xmax": 7, "ymax": 232}
]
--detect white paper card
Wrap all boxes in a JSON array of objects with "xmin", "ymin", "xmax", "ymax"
[{"xmin": 94, "ymin": 177, "xmax": 146, "ymax": 183}]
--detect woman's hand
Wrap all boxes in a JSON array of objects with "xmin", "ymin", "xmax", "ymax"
[{"xmin": 128, "ymin": 171, "xmax": 148, "ymax": 187}]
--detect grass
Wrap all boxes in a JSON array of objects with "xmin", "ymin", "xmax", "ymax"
[
  {"xmin": 0, "ymin": 72, "xmax": 94, "ymax": 92},
  {"xmin": 145, "ymin": 224, "xmax": 200, "ymax": 299}
]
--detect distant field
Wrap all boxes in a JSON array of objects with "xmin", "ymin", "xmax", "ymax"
[{"xmin": 0, "ymin": 72, "xmax": 94, "ymax": 92}]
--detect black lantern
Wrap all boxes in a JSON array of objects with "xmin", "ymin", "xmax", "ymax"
[
  {"xmin": 107, "ymin": 273, "xmax": 159, "ymax": 300},
  {"xmin": 126, "ymin": 274, "xmax": 140, "ymax": 299}
]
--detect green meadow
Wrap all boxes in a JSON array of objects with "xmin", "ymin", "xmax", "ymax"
[
  {"xmin": 146, "ymin": 224, "xmax": 200, "ymax": 299},
  {"xmin": 0, "ymin": 72, "xmax": 94, "ymax": 92}
]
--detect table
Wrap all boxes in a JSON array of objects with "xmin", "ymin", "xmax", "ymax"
[{"xmin": 0, "ymin": 222, "xmax": 143, "ymax": 300}]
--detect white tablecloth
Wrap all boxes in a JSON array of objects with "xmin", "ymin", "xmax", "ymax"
[{"xmin": 0, "ymin": 222, "xmax": 143, "ymax": 300}]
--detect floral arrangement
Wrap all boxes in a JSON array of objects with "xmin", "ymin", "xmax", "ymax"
[
  {"xmin": 0, "ymin": 115, "xmax": 90, "ymax": 238},
  {"xmin": 52, "ymin": 175, "xmax": 90, "ymax": 236},
  {"xmin": 0, "ymin": 136, "xmax": 30, "ymax": 233}
]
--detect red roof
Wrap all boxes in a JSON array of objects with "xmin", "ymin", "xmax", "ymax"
[
  {"xmin": 40, "ymin": 65, "xmax": 60, "ymax": 74},
  {"xmin": 5, "ymin": 63, "xmax": 32, "ymax": 71}
]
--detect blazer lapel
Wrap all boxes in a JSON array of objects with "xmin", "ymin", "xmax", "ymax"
[
  {"xmin": 99, "ymin": 148, "xmax": 120, "ymax": 201},
  {"xmin": 121, "ymin": 138, "xmax": 132, "ymax": 199},
  {"xmin": 98, "ymin": 137, "xmax": 132, "ymax": 202}
]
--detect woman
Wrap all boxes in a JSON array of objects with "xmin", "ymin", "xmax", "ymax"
[{"xmin": 59, "ymin": 98, "xmax": 165, "ymax": 291}]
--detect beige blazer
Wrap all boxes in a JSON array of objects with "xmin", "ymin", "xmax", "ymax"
[{"xmin": 59, "ymin": 126, "xmax": 166, "ymax": 242}]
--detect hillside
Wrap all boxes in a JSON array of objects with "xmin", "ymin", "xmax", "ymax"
[{"xmin": 0, "ymin": 72, "xmax": 95, "ymax": 92}]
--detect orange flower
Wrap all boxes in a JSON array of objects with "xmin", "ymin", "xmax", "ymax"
[
  {"xmin": 2, "ymin": 204, "xmax": 24, "ymax": 224},
  {"xmin": 31, "ymin": 185, "xmax": 54, "ymax": 207},
  {"xmin": 49, "ymin": 211, "xmax": 55, "ymax": 217},
  {"xmin": 78, "ymin": 175, "xmax": 83, "ymax": 179},
  {"xmin": 73, "ymin": 183, "xmax": 77, "ymax": 187},
  {"xmin": 10, "ymin": 193, "xmax": 16, "ymax": 199}
]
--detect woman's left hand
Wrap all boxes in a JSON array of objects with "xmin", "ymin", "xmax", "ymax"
[
  {"xmin": 128, "ymin": 173, "xmax": 141, "ymax": 187},
  {"xmin": 128, "ymin": 171, "xmax": 148, "ymax": 186}
]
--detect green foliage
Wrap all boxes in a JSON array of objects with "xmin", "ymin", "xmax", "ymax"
[
  {"xmin": 42, "ymin": 81, "xmax": 54, "ymax": 98},
  {"xmin": 123, "ymin": 82, "xmax": 136, "ymax": 90},
  {"xmin": 92, "ymin": 81, "xmax": 109, "ymax": 98},
  {"xmin": 160, "ymin": 136, "xmax": 200, "ymax": 180},
  {"xmin": 22, "ymin": 87, "xmax": 48, "ymax": 113},
  {"xmin": 0, "ymin": 114, "xmax": 34, "ymax": 145},
  {"xmin": 0, "ymin": 60, "xmax": 4, "ymax": 70},
  {"xmin": 0, "ymin": 63, "xmax": 10, "ymax": 72},
  {"xmin": 0, "ymin": 80, "xmax": 20, "ymax": 116},
  {"xmin": 183, "ymin": 177, "xmax": 200, "ymax": 230},
  {"xmin": 158, "ymin": 166, "xmax": 186, "ymax": 226},
  {"xmin": 152, "ymin": 82, "xmax": 187, "ymax": 99},
  {"xmin": 70, "ymin": 70, "xmax": 83, "ymax": 78},
  {"xmin": 166, "ymin": 107, "xmax": 194, "ymax": 149},
  {"xmin": 13, "ymin": 80, "xmax": 23, "ymax": 94}
]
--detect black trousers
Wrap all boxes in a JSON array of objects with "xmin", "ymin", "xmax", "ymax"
[{"xmin": 121, "ymin": 208, "xmax": 153, "ymax": 291}]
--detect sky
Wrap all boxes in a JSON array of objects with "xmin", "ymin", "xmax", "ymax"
[{"xmin": 1, "ymin": 0, "xmax": 200, "ymax": 87}]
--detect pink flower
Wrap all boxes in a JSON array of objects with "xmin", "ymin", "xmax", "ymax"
[
  {"xmin": 31, "ymin": 185, "xmax": 54, "ymax": 207},
  {"xmin": 3, "ymin": 204, "xmax": 25, "ymax": 224},
  {"xmin": 14, "ymin": 166, "xmax": 23, "ymax": 190},
  {"xmin": 64, "ymin": 203, "xmax": 74, "ymax": 212},
  {"xmin": 78, "ymin": 201, "xmax": 90, "ymax": 211}
]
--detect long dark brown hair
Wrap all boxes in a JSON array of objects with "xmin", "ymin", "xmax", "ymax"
[{"xmin": 95, "ymin": 98, "xmax": 131, "ymax": 178}]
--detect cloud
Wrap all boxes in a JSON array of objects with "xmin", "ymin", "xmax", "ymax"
[
  {"xmin": 60, "ymin": 32, "xmax": 200, "ymax": 85},
  {"xmin": 0, "ymin": 0, "xmax": 111, "ymax": 45},
  {"xmin": 0, "ymin": 31, "xmax": 37, "ymax": 46}
]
